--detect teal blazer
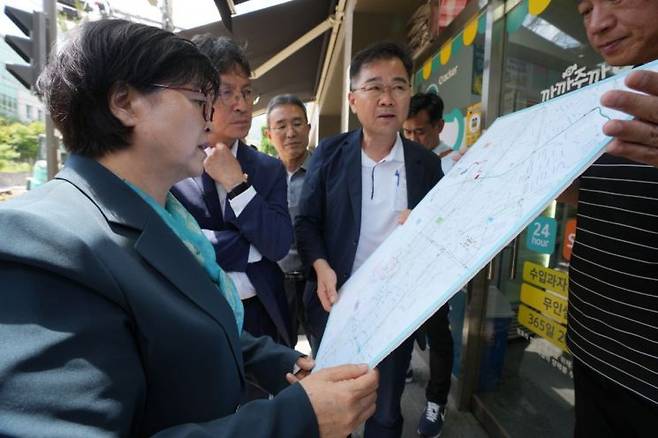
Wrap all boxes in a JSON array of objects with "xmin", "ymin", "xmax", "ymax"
[{"xmin": 0, "ymin": 155, "xmax": 318, "ymax": 437}]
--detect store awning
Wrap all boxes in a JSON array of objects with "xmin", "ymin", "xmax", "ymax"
[{"xmin": 180, "ymin": 0, "xmax": 338, "ymax": 113}]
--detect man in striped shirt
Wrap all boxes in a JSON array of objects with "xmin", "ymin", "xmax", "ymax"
[{"xmin": 567, "ymin": 1, "xmax": 658, "ymax": 436}]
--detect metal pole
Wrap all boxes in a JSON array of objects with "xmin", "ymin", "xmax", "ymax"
[
  {"xmin": 252, "ymin": 18, "xmax": 334, "ymax": 79},
  {"xmin": 43, "ymin": 0, "xmax": 58, "ymax": 179},
  {"xmin": 455, "ymin": 0, "xmax": 505, "ymax": 411},
  {"xmin": 161, "ymin": 0, "xmax": 174, "ymax": 31},
  {"xmin": 340, "ymin": 0, "xmax": 354, "ymax": 133}
]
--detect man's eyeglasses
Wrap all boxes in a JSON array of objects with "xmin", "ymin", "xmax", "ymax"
[
  {"xmin": 269, "ymin": 120, "xmax": 307, "ymax": 134},
  {"xmin": 218, "ymin": 87, "xmax": 255, "ymax": 106},
  {"xmin": 351, "ymin": 82, "xmax": 411, "ymax": 99},
  {"xmin": 150, "ymin": 83, "xmax": 215, "ymax": 122}
]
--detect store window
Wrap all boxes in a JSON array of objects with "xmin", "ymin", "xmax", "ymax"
[
  {"xmin": 414, "ymin": 10, "xmax": 486, "ymax": 157},
  {"xmin": 413, "ymin": 10, "xmax": 488, "ymax": 381},
  {"xmin": 474, "ymin": 0, "xmax": 622, "ymax": 436}
]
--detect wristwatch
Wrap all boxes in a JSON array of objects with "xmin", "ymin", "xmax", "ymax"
[{"xmin": 227, "ymin": 181, "xmax": 251, "ymax": 200}]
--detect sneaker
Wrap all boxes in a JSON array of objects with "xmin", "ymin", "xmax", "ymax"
[
  {"xmin": 405, "ymin": 367, "xmax": 414, "ymax": 384},
  {"xmin": 417, "ymin": 401, "xmax": 446, "ymax": 437}
]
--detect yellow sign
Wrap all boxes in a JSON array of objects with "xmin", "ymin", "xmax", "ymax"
[
  {"xmin": 465, "ymin": 102, "xmax": 482, "ymax": 146},
  {"xmin": 522, "ymin": 261, "xmax": 568, "ymax": 298},
  {"xmin": 518, "ymin": 304, "xmax": 567, "ymax": 351},
  {"xmin": 422, "ymin": 58, "xmax": 433, "ymax": 80},
  {"xmin": 529, "ymin": 0, "xmax": 552, "ymax": 16},
  {"xmin": 463, "ymin": 17, "xmax": 478, "ymax": 46},
  {"xmin": 439, "ymin": 42, "xmax": 452, "ymax": 65},
  {"xmin": 520, "ymin": 283, "xmax": 567, "ymax": 324}
]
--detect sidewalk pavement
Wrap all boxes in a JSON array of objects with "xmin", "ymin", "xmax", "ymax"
[
  {"xmin": 0, "ymin": 186, "xmax": 26, "ymax": 202},
  {"xmin": 398, "ymin": 345, "xmax": 490, "ymax": 438}
]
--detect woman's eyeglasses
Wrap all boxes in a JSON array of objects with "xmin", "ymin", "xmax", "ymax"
[{"xmin": 150, "ymin": 83, "xmax": 215, "ymax": 122}]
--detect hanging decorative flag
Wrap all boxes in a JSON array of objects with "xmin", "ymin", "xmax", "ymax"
[
  {"xmin": 529, "ymin": 0, "xmax": 551, "ymax": 16},
  {"xmin": 463, "ymin": 16, "xmax": 479, "ymax": 46},
  {"xmin": 422, "ymin": 58, "xmax": 433, "ymax": 80},
  {"xmin": 439, "ymin": 41, "xmax": 453, "ymax": 65}
]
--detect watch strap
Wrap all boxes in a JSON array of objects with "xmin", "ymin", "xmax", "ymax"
[{"xmin": 227, "ymin": 181, "xmax": 251, "ymax": 200}]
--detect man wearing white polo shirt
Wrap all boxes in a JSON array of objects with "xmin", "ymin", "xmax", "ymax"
[{"xmin": 296, "ymin": 41, "xmax": 443, "ymax": 438}]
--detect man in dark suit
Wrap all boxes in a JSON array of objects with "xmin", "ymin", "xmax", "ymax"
[
  {"xmin": 296, "ymin": 41, "xmax": 443, "ymax": 438},
  {"xmin": 172, "ymin": 36, "xmax": 294, "ymax": 356}
]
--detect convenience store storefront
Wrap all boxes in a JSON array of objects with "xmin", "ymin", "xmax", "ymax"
[{"xmin": 411, "ymin": 0, "xmax": 627, "ymax": 436}]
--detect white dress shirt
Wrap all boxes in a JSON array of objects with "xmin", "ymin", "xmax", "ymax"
[
  {"xmin": 433, "ymin": 141, "xmax": 459, "ymax": 174},
  {"xmin": 352, "ymin": 133, "xmax": 407, "ymax": 273},
  {"xmin": 213, "ymin": 140, "xmax": 260, "ymax": 300}
]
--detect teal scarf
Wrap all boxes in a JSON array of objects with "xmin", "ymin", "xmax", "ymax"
[{"xmin": 129, "ymin": 183, "xmax": 244, "ymax": 332}]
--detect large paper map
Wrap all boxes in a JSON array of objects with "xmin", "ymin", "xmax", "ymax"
[{"xmin": 314, "ymin": 60, "xmax": 658, "ymax": 370}]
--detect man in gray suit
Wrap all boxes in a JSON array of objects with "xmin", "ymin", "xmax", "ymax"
[{"xmin": 264, "ymin": 94, "xmax": 313, "ymax": 340}]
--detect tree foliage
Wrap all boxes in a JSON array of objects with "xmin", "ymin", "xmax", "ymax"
[
  {"xmin": 259, "ymin": 125, "xmax": 278, "ymax": 157},
  {"xmin": 0, "ymin": 116, "xmax": 44, "ymax": 170},
  {"xmin": 0, "ymin": 143, "xmax": 20, "ymax": 171}
]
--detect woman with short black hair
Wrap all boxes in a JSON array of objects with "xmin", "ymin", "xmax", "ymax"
[{"xmin": 0, "ymin": 19, "xmax": 378, "ymax": 437}]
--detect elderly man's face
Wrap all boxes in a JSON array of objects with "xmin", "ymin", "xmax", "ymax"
[
  {"xmin": 208, "ymin": 66, "xmax": 253, "ymax": 146},
  {"xmin": 578, "ymin": 0, "xmax": 658, "ymax": 66},
  {"xmin": 266, "ymin": 103, "xmax": 310, "ymax": 165}
]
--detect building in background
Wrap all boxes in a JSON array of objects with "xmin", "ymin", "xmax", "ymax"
[
  {"xmin": 408, "ymin": 0, "xmax": 619, "ymax": 436},
  {"xmin": 0, "ymin": 38, "xmax": 43, "ymax": 123}
]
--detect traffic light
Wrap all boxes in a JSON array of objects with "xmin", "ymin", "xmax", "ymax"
[{"xmin": 4, "ymin": 6, "xmax": 48, "ymax": 90}]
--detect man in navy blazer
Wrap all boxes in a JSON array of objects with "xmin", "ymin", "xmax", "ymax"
[
  {"xmin": 296, "ymin": 42, "xmax": 443, "ymax": 438},
  {"xmin": 172, "ymin": 143, "xmax": 294, "ymax": 346},
  {"xmin": 172, "ymin": 36, "xmax": 294, "ymax": 353}
]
